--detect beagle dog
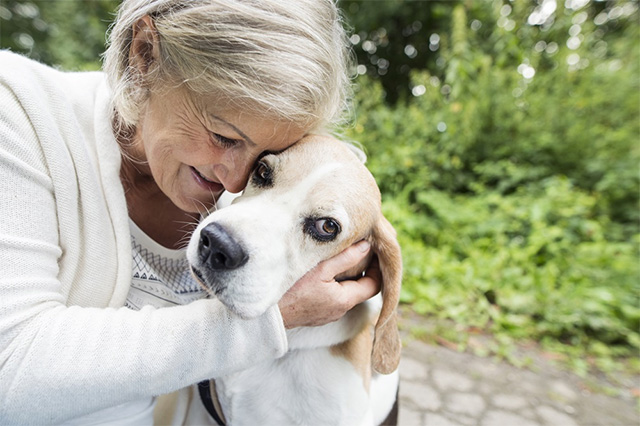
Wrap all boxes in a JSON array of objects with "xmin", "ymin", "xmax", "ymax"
[{"xmin": 186, "ymin": 135, "xmax": 403, "ymax": 426}]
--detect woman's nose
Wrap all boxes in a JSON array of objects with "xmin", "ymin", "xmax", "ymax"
[{"xmin": 215, "ymin": 155, "xmax": 254, "ymax": 194}]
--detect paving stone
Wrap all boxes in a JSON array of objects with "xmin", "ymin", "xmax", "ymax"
[
  {"xmin": 449, "ymin": 413, "xmax": 476, "ymax": 426},
  {"xmin": 424, "ymin": 413, "xmax": 464, "ymax": 426},
  {"xmin": 397, "ymin": 333, "xmax": 639, "ymax": 426},
  {"xmin": 548, "ymin": 380, "xmax": 578, "ymax": 402},
  {"xmin": 398, "ymin": 406, "xmax": 424, "ymax": 426},
  {"xmin": 516, "ymin": 380, "xmax": 547, "ymax": 397},
  {"xmin": 477, "ymin": 382, "xmax": 498, "ymax": 397},
  {"xmin": 536, "ymin": 405, "xmax": 578, "ymax": 426},
  {"xmin": 403, "ymin": 338, "xmax": 437, "ymax": 360},
  {"xmin": 467, "ymin": 359, "xmax": 500, "ymax": 379},
  {"xmin": 445, "ymin": 392, "xmax": 486, "ymax": 417},
  {"xmin": 400, "ymin": 381, "xmax": 442, "ymax": 411},
  {"xmin": 491, "ymin": 393, "xmax": 529, "ymax": 410},
  {"xmin": 481, "ymin": 409, "xmax": 539, "ymax": 426},
  {"xmin": 432, "ymin": 369, "xmax": 474, "ymax": 392},
  {"xmin": 400, "ymin": 357, "xmax": 429, "ymax": 381},
  {"xmin": 520, "ymin": 408, "xmax": 537, "ymax": 420}
]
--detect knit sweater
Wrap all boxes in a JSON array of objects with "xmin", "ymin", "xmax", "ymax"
[{"xmin": 0, "ymin": 51, "xmax": 287, "ymax": 424}]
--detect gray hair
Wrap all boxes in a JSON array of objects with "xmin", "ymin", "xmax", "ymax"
[{"xmin": 103, "ymin": 0, "xmax": 354, "ymax": 132}]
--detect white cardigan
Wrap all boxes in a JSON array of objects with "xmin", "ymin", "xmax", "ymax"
[{"xmin": 0, "ymin": 51, "xmax": 287, "ymax": 424}]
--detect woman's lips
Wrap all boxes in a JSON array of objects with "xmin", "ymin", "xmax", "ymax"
[{"xmin": 190, "ymin": 167, "xmax": 224, "ymax": 193}]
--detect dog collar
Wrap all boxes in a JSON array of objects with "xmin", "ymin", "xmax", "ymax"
[{"xmin": 198, "ymin": 380, "xmax": 226, "ymax": 426}]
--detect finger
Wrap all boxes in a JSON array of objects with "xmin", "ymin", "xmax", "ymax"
[
  {"xmin": 317, "ymin": 240, "xmax": 371, "ymax": 280},
  {"xmin": 339, "ymin": 274, "xmax": 380, "ymax": 307},
  {"xmin": 364, "ymin": 256, "xmax": 381, "ymax": 281}
]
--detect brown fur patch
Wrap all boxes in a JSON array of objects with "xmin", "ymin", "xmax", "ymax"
[{"xmin": 330, "ymin": 325, "xmax": 374, "ymax": 391}]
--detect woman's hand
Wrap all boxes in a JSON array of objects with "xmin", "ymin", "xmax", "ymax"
[{"xmin": 278, "ymin": 240, "xmax": 381, "ymax": 329}]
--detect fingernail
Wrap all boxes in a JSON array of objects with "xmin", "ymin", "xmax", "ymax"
[{"xmin": 357, "ymin": 240, "xmax": 371, "ymax": 252}]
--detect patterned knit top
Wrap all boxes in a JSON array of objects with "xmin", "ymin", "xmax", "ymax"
[{"xmin": 125, "ymin": 220, "xmax": 207, "ymax": 310}]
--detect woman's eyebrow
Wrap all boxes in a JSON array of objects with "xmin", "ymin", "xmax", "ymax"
[{"xmin": 209, "ymin": 114, "xmax": 256, "ymax": 147}]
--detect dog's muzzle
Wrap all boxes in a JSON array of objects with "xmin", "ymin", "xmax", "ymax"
[{"xmin": 198, "ymin": 222, "xmax": 249, "ymax": 271}]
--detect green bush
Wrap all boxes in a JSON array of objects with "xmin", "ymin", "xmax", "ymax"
[{"xmin": 347, "ymin": 3, "xmax": 639, "ymax": 368}]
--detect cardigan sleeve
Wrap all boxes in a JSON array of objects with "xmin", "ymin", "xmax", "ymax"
[{"xmin": 0, "ymin": 61, "xmax": 287, "ymax": 424}]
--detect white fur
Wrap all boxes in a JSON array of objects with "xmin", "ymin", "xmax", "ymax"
[
  {"xmin": 213, "ymin": 296, "xmax": 394, "ymax": 426},
  {"xmin": 287, "ymin": 295, "xmax": 380, "ymax": 351},
  {"xmin": 186, "ymin": 139, "xmax": 399, "ymax": 425},
  {"xmin": 218, "ymin": 348, "xmax": 369, "ymax": 426},
  {"xmin": 371, "ymin": 369, "xmax": 400, "ymax": 425}
]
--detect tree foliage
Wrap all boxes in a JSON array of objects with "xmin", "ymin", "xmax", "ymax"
[
  {"xmin": 1, "ymin": 0, "xmax": 118, "ymax": 70},
  {"xmin": 345, "ymin": 1, "xmax": 639, "ymax": 370},
  {"xmin": 2, "ymin": 0, "xmax": 638, "ymax": 371}
]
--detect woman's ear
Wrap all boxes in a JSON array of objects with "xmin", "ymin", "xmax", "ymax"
[{"xmin": 129, "ymin": 15, "xmax": 160, "ymax": 80}]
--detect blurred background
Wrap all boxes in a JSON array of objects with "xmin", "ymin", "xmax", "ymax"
[{"xmin": 1, "ymin": 0, "xmax": 637, "ymax": 384}]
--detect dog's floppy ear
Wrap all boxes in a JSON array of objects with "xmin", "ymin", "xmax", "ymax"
[{"xmin": 370, "ymin": 216, "xmax": 402, "ymax": 374}]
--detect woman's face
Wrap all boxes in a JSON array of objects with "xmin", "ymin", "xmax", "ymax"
[{"xmin": 129, "ymin": 86, "xmax": 306, "ymax": 213}]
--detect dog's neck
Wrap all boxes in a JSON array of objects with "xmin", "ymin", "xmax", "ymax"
[
  {"xmin": 284, "ymin": 296, "xmax": 380, "ymax": 351},
  {"xmin": 215, "ymin": 297, "xmax": 385, "ymax": 426}
]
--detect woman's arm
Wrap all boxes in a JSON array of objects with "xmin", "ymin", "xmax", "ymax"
[{"xmin": 0, "ymin": 80, "xmax": 287, "ymax": 424}]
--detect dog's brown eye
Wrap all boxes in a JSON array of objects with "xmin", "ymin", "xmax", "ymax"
[
  {"xmin": 305, "ymin": 217, "xmax": 341, "ymax": 242},
  {"xmin": 252, "ymin": 161, "xmax": 273, "ymax": 187},
  {"xmin": 318, "ymin": 219, "xmax": 339, "ymax": 236}
]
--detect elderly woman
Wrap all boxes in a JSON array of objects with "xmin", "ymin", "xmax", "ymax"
[{"xmin": 0, "ymin": 0, "xmax": 379, "ymax": 424}]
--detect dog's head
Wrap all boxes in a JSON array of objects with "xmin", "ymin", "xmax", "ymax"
[{"xmin": 186, "ymin": 134, "xmax": 402, "ymax": 373}]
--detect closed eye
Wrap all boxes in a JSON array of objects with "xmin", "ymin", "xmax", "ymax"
[{"xmin": 210, "ymin": 132, "xmax": 242, "ymax": 148}]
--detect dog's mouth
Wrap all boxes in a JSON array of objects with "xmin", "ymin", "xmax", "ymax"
[
  {"xmin": 191, "ymin": 264, "xmax": 271, "ymax": 319},
  {"xmin": 191, "ymin": 266, "xmax": 206, "ymax": 286},
  {"xmin": 190, "ymin": 266, "xmax": 225, "ymax": 296}
]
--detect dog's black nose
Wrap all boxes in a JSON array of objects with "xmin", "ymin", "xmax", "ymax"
[{"xmin": 198, "ymin": 223, "xmax": 248, "ymax": 270}]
